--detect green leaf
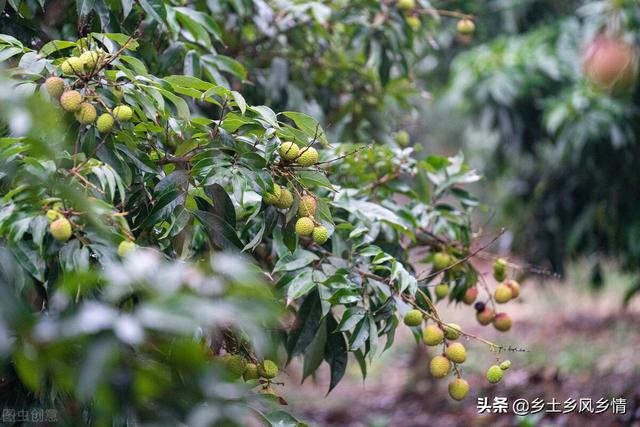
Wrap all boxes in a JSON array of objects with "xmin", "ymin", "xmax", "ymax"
[
  {"xmin": 10, "ymin": 240, "xmax": 45, "ymax": 282},
  {"xmin": 138, "ymin": 0, "xmax": 167, "ymax": 23},
  {"xmin": 286, "ymin": 269, "xmax": 316, "ymax": 302},
  {"xmin": 282, "ymin": 111, "xmax": 328, "ymax": 147},
  {"xmin": 298, "ymin": 170, "xmax": 335, "ymax": 191},
  {"xmin": 204, "ymin": 183, "xmax": 236, "ymax": 228},
  {"xmin": 39, "ymin": 40, "xmax": 76, "ymax": 56},
  {"xmin": 286, "ymin": 289, "xmax": 322, "ymax": 358},
  {"xmin": 273, "ymin": 249, "xmax": 318, "ymax": 273},
  {"xmin": 302, "ymin": 317, "xmax": 327, "ymax": 381},
  {"xmin": 193, "ymin": 209, "xmax": 243, "ymax": 251},
  {"xmin": 324, "ymin": 314, "xmax": 347, "ymax": 394}
]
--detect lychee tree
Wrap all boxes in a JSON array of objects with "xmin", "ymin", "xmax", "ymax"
[{"xmin": 0, "ymin": 2, "xmax": 523, "ymax": 425}]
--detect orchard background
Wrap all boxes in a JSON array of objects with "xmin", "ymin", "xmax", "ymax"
[{"xmin": 0, "ymin": 0, "xmax": 639, "ymax": 426}]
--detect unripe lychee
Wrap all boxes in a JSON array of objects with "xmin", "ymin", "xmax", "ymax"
[
  {"xmin": 113, "ymin": 105, "xmax": 133, "ymax": 122},
  {"xmin": 582, "ymin": 35, "xmax": 638, "ymax": 93},
  {"xmin": 60, "ymin": 90, "xmax": 83, "ymax": 112},
  {"xmin": 96, "ymin": 113, "xmax": 115, "ymax": 133},
  {"xmin": 430, "ymin": 356, "xmax": 451, "ymax": 379},
  {"xmin": 79, "ymin": 50, "xmax": 101, "ymax": 70},
  {"xmin": 486, "ymin": 365, "xmax": 503, "ymax": 384},
  {"xmin": 223, "ymin": 354, "xmax": 247, "ymax": 377},
  {"xmin": 505, "ymin": 279, "xmax": 521, "ymax": 299},
  {"xmin": 46, "ymin": 209, "xmax": 61, "ymax": 221},
  {"xmin": 435, "ymin": 283, "xmax": 449, "ymax": 300},
  {"xmin": 295, "ymin": 217, "xmax": 314, "ymax": 237},
  {"xmin": 448, "ymin": 378, "xmax": 469, "ymax": 401},
  {"xmin": 113, "ymin": 86, "xmax": 124, "ymax": 99},
  {"xmin": 403, "ymin": 309, "xmax": 423, "ymax": 327},
  {"xmin": 312, "ymin": 226, "xmax": 329, "ymax": 245},
  {"xmin": 433, "ymin": 252, "xmax": 451, "ymax": 270},
  {"xmin": 457, "ymin": 18, "xmax": 476, "ymax": 35},
  {"xmin": 60, "ymin": 57, "xmax": 84, "ymax": 75},
  {"xmin": 493, "ymin": 312, "xmax": 512, "ymax": 332},
  {"xmin": 463, "ymin": 287, "xmax": 478, "ymax": 305},
  {"xmin": 275, "ymin": 188, "xmax": 294, "ymax": 209},
  {"xmin": 476, "ymin": 307, "xmax": 494, "ymax": 326},
  {"xmin": 258, "ymin": 359, "xmax": 278, "ymax": 379},
  {"xmin": 296, "ymin": 147, "xmax": 318, "ymax": 167},
  {"xmin": 492, "ymin": 258, "xmax": 507, "ymax": 281},
  {"xmin": 397, "ymin": 0, "xmax": 415, "ymax": 11},
  {"xmin": 50, "ymin": 217, "xmax": 72, "ymax": 241},
  {"xmin": 405, "ymin": 15, "xmax": 421, "ymax": 32},
  {"xmin": 445, "ymin": 342, "xmax": 466, "ymax": 364},
  {"xmin": 117, "ymin": 240, "xmax": 136, "ymax": 257},
  {"xmin": 243, "ymin": 363, "xmax": 259, "ymax": 380},
  {"xmin": 44, "ymin": 77, "xmax": 65, "ymax": 98},
  {"xmin": 75, "ymin": 102, "xmax": 97, "ymax": 124},
  {"xmin": 444, "ymin": 323, "xmax": 462, "ymax": 340},
  {"xmin": 263, "ymin": 185, "xmax": 282, "ymax": 205},
  {"xmin": 395, "ymin": 130, "xmax": 410, "ymax": 146},
  {"xmin": 422, "ymin": 324, "xmax": 444, "ymax": 346},
  {"xmin": 298, "ymin": 195, "xmax": 317, "ymax": 217},
  {"xmin": 278, "ymin": 141, "xmax": 299, "ymax": 161},
  {"xmin": 494, "ymin": 284, "xmax": 513, "ymax": 304},
  {"xmin": 499, "ymin": 360, "xmax": 511, "ymax": 371}
]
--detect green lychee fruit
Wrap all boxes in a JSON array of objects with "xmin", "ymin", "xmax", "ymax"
[
  {"xmin": 75, "ymin": 102, "xmax": 97, "ymax": 124},
  {"xmin": 486, "ymin": 365, "xmax": 503, "ymax": 384},
  {"xmin": 44, "ymin": 77, "xmax": 65, "ymax": 98},
  {"xmin": 60, "ymin": 90, "xmax": 83, "ymax": 112},
  {"xmin": 223, "ymin": 354, "xmax": 247, "ymax": 377},
  {"xmin": 295, "ymin": 217, "xmax": 314, "ymax": 237},
  {"xmin": 263, "ymin": 185, "xmax": 282, "ymax": 205},
  {"xmin": 422, "ymin": 324, "xmax": 444, "ymax": 346},
  {"xmin": 463, "ymin": 287, "xmax": 478, "ymax": 305},
  {"xmin": 50, "ymin": 217, "xmax": 72, "ymax": 241},
  {"xmin": 493, "ymin": 313, "xmax": 512, "ymax": 332},
  {"xmin": 60, "ymin": 57, "xmax": 84, "ymax": 75},
  {"xmin": 444, "ymin": 323, "xmax": 462, "ymax": 340},
  {"xmin": 430, "ymin": 355, "xmax": 451, "ymax": 379},
  {"xmin": 243, "ymin": 363, "xmax": 259, "ymax": 380},
  {"xmin": 494, "ymin": 284, "xmax": 513, "ymax": 304},
  {"xmin": 113, "ymin": 105, "xmax": 133, "ymax": 122},
  {"xmin": 435, "ymin": 283, "xmax": 449, "ymax": 300},
  {"xmin": 457, "ymin": 18, "xmax": 476, "ymax": 35},
  {"xmin": 298, "ymin": 195, "xmax": 317, "ymax": 217},
  {"xmin": 448, "ymin": 378, "xmax": 469, "ymax": 401},
  {"xmin": 445, "ymin": 342, "xmax": 466, "ymax": 364},
  {"xmin": 405, "ymin": 15, "xmax": 421, "ymax": 31},
  {"xmin": 505, "ymin": 279, "xmax": 521, "ymax": 299},
  {"xmin": 278, "ymin": 141, "xmax": 300, "ymax": 161},
  {"xmin": 312, "ymin": 226, "xmax": 329, "ymax": 245},
  {"xmin": 492, "ymin": 258, "xmax": 507, "ymax": 281},
  {"xmin": 79, "ymin": 50, "xmax": 100, "ymax": 70},
  {"xmin": 258, "ymin": 359, "xmax": 278, "ymax": 379},
  {"xmin": 46, "ymin": 209, "xmax": 61, "ymax": 221},
  {"xmin": 395, "ymin": 130, "xmax": 410, "ymax": 146},
  {"xmin": 403, "ymin": 309, "xmax": 423, "ymax": 327},
  {"xmin": 96, "ymin": 113, "xmax": 115, "ymax": 133},
  {"xmin": 117, "ymin": 240, "xmax": 136, "ymax": 257},
  {"xmin": 433, "ymin": 252, "xmax": 451, "ymax": 270},
  {"xmin": 499, "ymin": 360, "xmax": 511, "ymax": 371},
  {"xmin": 274, "ymin": 188, "xmax": 294, "ymax": 209},
  {"xmin": 397, "ymin": 0, "xmax": 415, "ymax": 11},
  {"xmin": 296, "ymin": 147, "xmax": 318, "ymax": 167},
  {"xmin": 476, "ymin": 307, "xmax": 494, "ymax": 326},
  {"xmin": 113, "ymin": 86, "xmax": 124, "ymax": 99}
]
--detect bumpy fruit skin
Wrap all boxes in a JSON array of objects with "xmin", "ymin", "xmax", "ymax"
[
  {"xmin": 44, "ymin": 77, "xmax": 65, "ymax": 98},
  {"xmin": 243, "ymin": 363, "xmax": 259, "ymax": 380},
  {"xmin": 463, "ymin": 287, "xmax": 478, "ymax": 305},
  {"xmin": 505, "ymin": 279, "xmax": 521, "ymax": 299},
  {"xmin": 258, "ymin": 360, "xmax": 278, "ymax": 379},
  {"xmin": 296, "ymin": 147, "xmax": 318, "ymax": 167},
  {"xmin": 298, "ymin": 195, "xmax": 317, "ymax": 217},
  {"xmin": 263, "ymin": 185, "xmax": 282, "ymax": 205},
  {"xmin": 224, "ymin": 354, "xmax": 247, "ymax": 377},
  {"xmin": 397, "ymin": 0, "xmax": 415, "ymax": 11},
  {"xmin": 79, "ymin": 51, "xmax": 100, "ymax": 70},
  {"xmin": 312, "ymin": 226, "xmax": 329, "ymax": 245},
  {"xmin": 275, "ymin": 188, "xmax": 294, "ymax": 209},
  {"xmin": 96, "ymin": 113, "xmax": 115, "ymax": 133},
  {"xmin": 582, "ymin": 36, "xmax": 638, "ymax": 93},
  {"xmin": 60, "ymin": 90, "xmax": 83, "ymax": 112},
  {"xmin": 60, "ymin": 57, "xmax": 84, "ymax": 75},
  {"xmin": 448, "ymin": 378, "xmax": 469, "ymax": 401},
  {"xmin": 493, "ymin": 312, "xmax": 512, "ymax": 332},
  {"xmin": 494, "ymin": 284, "xmax": 513, "ymax": 304},
  {"xmin": 435, "ymin": 283, "xmax": 449, "ymax": 300},
  {"xmin": 295, "ymin": 217, "xmax": 315, "ymax": 237},
  {"xmin": 486, "ymin": 365, "xmax": 504, "ymax": 384},
  {"xmin": 46, "ymin": 209, "xmax": 60, "ymax": 221},
  {"xmin": 405, "ymin": 15, "xmax": 421, "ymax": 32},
  {"xmin": 113, "ymin": 86, "xmax": 124, "ymax": 99},
  {"xmin": 492, "ymin": 258, "xmax": 507, "ymax": 281},
  {"xmin": 113, "ymin": 105, "xmax": 133, "ymax": 122},
  {"xmin": 499, "ymin": 360, "xmax": 511, "ymax": 371},
  {"xmin": 456, "ymin": 18, "xmax": 476, "ymax": 35},
  {"xmin": 444, "ymin": 323, "xmax": 462, "ymax": 340},
  {"xmin": 75, "ymin": 102, "xmax": 97, "ymax": 124},
  {"xmin": 476, "ymin": 307, "xmax": 494, "ymax": 326},
  {"xmin": 50, "ymin": 217, "xmax": 72, "ymax": 241},
  {"xmin": 278, "ymin": 141, "xmax": 300, "ymax": 161},
  {"xmin": 422, "ymin": 325, "xmax": 444, "ymax": 346},
  {"xmin": 430, "ymin": 356, "xmax": 451, "ymax": 379},
  {"xmin": 433, "ymin": 252, "xmax": 451, "ymax": 270},
  {"xmin": 445, "ymin": 343, "xmax": 466, "ymax": 364},
  {"xmin": 403, "ymin": 309, "xmax": 423, "ymax": 327},
  {"xmin": 395, "ymin": 130, "xmax": 410, "ymax": 146},
  {"xmin": 117, "ymin": 240, "xmax": 136, "ymax": 257}
]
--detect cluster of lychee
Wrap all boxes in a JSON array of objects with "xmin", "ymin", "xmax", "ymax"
[
  {"xmin": 42, "ymin": 51, "xmax": 133, "ymax": 133},
  {"xmin": 472, "ymin": 258, "xmax": 520, "ymax": 332},
  {"xmin": 262, "ymin": 141, "xmax": 329, "ymax": 245},
  {"xmin": 221, "ymin": 354, "xmax": 280, "ymax": 395},
  {"xmin": 395, "ymin": 0, "xmax": 475, "ymax": 36}
]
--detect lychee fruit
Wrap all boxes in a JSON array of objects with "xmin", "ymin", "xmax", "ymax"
[
  {"xmin": 444, "ymin": 323, "xmax": 462, "ymax": 340},
  {"xmin": 448, "ymin": 378, "xmax": 469, "ymax": 401},
  {"xmin": 223, "ymin": 354, "xmax": 247, "ymax": 377},
  {"xmin": 312, "ymin": 226, "xmax": 329, "ymax": 245},
  {"xmin": 243, "ymin": 363, "xmax": 259, "ymax": 380},
  {"xmin": 463, "ymin": 287, "xmax": 478, "ymax": 305},
  {"xmin": 493, "ymin": 312, "xmax": 512, "ymax": 332},
  {"xmin": 582, "ymin": 35, "xmax": 638, "ymax": 93},
  {"xmin": 298, "ymin": 195, "xmax": 317, "ymax": 217},
  {"xmin": 278, "ymin": 141, "xmax": 299, "ymax": 161},
  {"xmin": 430, "ymin": 356, "xmax": 451, "ymax": 379},
  {"xmin": 435, "ymin": 283, "xmax": 449, "ymax": 300},
  {"xmin": 295, "ymin": 217, "xmax": 314, "ymax": 237},
  {"xmin": 75, "ymin": 102, "xmax": 97, "ymax": 124},
  {"xmin": 46, "ymin": 209, "xmax": 60, "ymax": 221},
  {"xmin": 405, "ymin": 15, "xmax": 421, "ymax": 32},
  {"xmin": 486, "ymin": 365, "xmax": 503, "ymax": 384},
  {"xmin": 79, "ymin": 50, "xmax": 101, "ymax": 71},
  {"xmin": 96, "ymin": 113, "xmax": 115, "ymax": 133},
  {"xmin": 499, "ymin": 360, "xmax": 511, "ymax": 371},
  {"xmin": 44, "ymin": 77, "xmax": 65, "ymax": 98},
  {"xmin": 275, "ymin": 188, "xmax": 294, "ymax": 209},
  {"xmin": 60, "ymin": 90, "xmax": 83, "ymax": 112},
  {"xmin": 296, "ymin": 146, "xmax": 318, "ymax": 167},
  {"xmin": 403, "ymin": 309, "xmax": 423, "ymax": 327},
  {"xmin": 395, "ymin": 130, "xmax": 410, "ymax": 146},
  {"xmin": 258, "ymin": 359, "xmax": 278, "ymax": 379},
  {"xmin": 263, "ymin": 185, "xmax": 282, "ymax": 205},
  {"xmin": 494, "ymin": 284, "xmax": 512, "ymax": 304},
  {"xmin": 457, "ymin": 18, "xmax": 476, "ymax": 35},
  {"xmin": 422, "ymin": 324, "xmax": 444, "ymax": 346},
  {"xmin": 397, "ymin": 0, "xmax": 415, "ymax": 11},
  {"xmin": 113, "ymin": 86, "xmax": 124, "ymax": 99},
  {"xmin": 50, "ymin": 217, "xmax": 72, "ymax": 241},
  {"xmin": 60, "ymin": 57, "xmax": 84, "ymax": 75},
  {"xmin": 476, "ymin": 307, "xmax": 494, "ymax": 326},
  {"xmin": 117, "ymin": 240, "xmax": 136, "ymax": 257},
  {"xmin": 113, "ymin": 105, "xmax": 133, "ymax": 122},
  {"xmin": 505, "ymin": 279, "xmax": 521, "ymax": 299},
  {"xmin": 492, "ymin": 258, "xmax": 507, "ymax": 281},
  {"xmin": 445, "ymin": 342, "xmax": 466, "ymax": 364},
  {"xmin": 433, "ymin": 252, "xmax": 451, "ymax": 270}
]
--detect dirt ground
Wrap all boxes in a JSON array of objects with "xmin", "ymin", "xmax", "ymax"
[{"xmin": 279, "ymin": 260, "xmax": 640, "ymax": 427}]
